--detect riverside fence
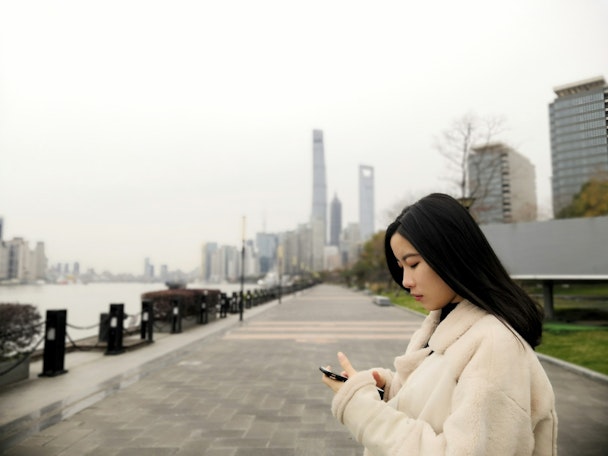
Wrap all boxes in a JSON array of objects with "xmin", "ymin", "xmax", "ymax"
[{"xmin": 0, "ymin": 282, "xmax": 312, "ymax": 387}]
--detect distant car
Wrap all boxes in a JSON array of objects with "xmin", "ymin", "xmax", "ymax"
[{"xmin": 372, "ymin": 295, "xmax": 391, "ymax": 306}]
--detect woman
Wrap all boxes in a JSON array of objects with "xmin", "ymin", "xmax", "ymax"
[{"xmin": 322, "ymin": 193, "xmax": 557, "ymax": 455}]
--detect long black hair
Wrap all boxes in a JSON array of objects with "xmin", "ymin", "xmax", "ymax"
[{"xmin": 384, "ymin": 193, "xmax": 544, "ymax": 348}]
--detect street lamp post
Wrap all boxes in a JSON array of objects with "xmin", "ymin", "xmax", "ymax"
[
  {"xmin": 240, "ymin": 216, "xmax": 245, "ymax": 322},
  {"xmin": 277, "ymin": 245, "xmax": 283, "ymax": 304}
]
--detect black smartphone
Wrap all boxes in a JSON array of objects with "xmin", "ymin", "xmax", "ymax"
[
  {"xmin": 319, "ymin": 366, "xmax": 348, "ymax": 382},
  {"xmin": 320, "ymin": 366, "xmax": 385, "ymax": 399}
]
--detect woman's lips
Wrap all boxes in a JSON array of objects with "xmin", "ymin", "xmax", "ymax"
[{"xmin": 412, "ymin": 294, "xmax": 423, "ymax": 301}]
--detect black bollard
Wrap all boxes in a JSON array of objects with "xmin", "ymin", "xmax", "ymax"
[
  {"xmin": 140, "ymin": 300, "xmax": 154, "ymax": 342},
  {"xmin": 246, "ymin": 290, "xmax": 252, "ymax": 309},
  {"xmin": 39, "ymin": 309, "xmax": 68, "ymax": 377},
  {"xmin": 220, "ymin": 293, "xmax": 228, "ymax": 318},
  {"xmin": 199, "ymin": 292, "xmax": 208, "ymax": 325},
  {"xmin": 230, "ymin": 292, "xmax": 238, "ymax": 314},
  {"xmin": 98, "ymin": 312, "xmax": 109, "ymax": 343},
  {"xmin": 106, "ymin": 303, "xmax": 125, "ymax": 355},
  {"xmin": 171, "ymin": 298, "xmax": 182, "ymax": 333}
]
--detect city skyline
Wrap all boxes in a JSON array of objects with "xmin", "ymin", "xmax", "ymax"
[{"xmin": 1, "ymin": 0, "xmax": 607, "ymax": 275}]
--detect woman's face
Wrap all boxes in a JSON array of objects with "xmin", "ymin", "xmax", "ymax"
[{"xmin": 390, "ymin": 232, "xmax": 462, "ymax": 312}]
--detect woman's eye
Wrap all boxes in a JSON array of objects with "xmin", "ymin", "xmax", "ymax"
[{"xmin": 408, "ymin": 263, "xmax": 419, "ymax": 269}]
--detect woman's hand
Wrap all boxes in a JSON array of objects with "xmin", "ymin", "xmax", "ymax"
[
  {"xmin": 322, "ymin": 352, "xmax": 357, "ymax": 393},
  {"xmin": 372, "ymin": 370, "xmax": 386, "ymax": 390}
]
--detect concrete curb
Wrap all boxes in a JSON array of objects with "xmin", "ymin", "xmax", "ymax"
[{"xmin": 537, "ymin": 352, "xmax": 608, "ymax": 385}]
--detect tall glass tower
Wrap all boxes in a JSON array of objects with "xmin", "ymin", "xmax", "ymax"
[
  {"xmin": 549, "ymin": 76, "xmax": 608, "ymax": 216},
  {"xmin": 329, "ymin": 193, "xmax": 342, "ymax": 247},
  {"xmin": 312, "ymin": 130, "xmax": 327, "ymax": 244},
  {"xmin": 359, "ymin": 165, "xmax": 375, "ymax": 241}
]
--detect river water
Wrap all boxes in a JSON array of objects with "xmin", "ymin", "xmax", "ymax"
[{"xmin": 0, "ymin": 282, "xmax": 253, "ymax": 341}]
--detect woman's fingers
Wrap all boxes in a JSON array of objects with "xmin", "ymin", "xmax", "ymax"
[{"xmin": 337, "ymin": 352, "xmax": 357, "ymax": 377}]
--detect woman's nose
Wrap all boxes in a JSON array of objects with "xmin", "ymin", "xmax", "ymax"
[{"xmin": 402, "ymin": 268, "xmax": 414, "ymax": 288}]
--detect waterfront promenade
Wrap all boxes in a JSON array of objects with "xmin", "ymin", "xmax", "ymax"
[{"xmin": 1, "ymin": 284, "xmax": 607, "ymax": 455}]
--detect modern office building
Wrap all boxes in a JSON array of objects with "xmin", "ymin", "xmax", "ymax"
[
  {"xmin": 143, "ymin": 257, "xmax": 154, "ymax": 280},
  {"xmin": 311, "ymin": 129, "xmax": 328, "ymax": 272},
  {"xmin": 359, "ymin": 165, "xmax": 375, "ymax": 241},
  {"xmin": 200, "ymin": 242, "xmax": 218, "ymax": 282},
  {"xmin": 549, "ymin": 76, "xmax": 608, "ymax": 216},
  {"xmin": 329, "ymin": 193, "xmax": 342, "ymax": 247},
  {"xmin": 311, "ymin": 129, "xmax": 327, "ymax": 244},
  {"xmin": 340, "ymin": 222, "xmax": 362, "ymax": 267},
  {"xmin": 255, "ymin": 232, "xmax": 278, "ymax": 274},
  {"xmin": 468, "ymin": 143, "xmax": 537, "ymax": 224}
]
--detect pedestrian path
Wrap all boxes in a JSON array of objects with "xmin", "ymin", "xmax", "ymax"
[{"xmin": 1, "ymin": 284, "xmax": 607, "ymax": 455}]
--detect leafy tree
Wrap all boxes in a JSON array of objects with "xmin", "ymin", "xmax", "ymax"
[
  {"xmin": 348, "ymin": 231, "xmax": 393, "ymax": 291},
  {"xmin": 557, "ymin": 175, "xmax": 608, "ymax": 218}
]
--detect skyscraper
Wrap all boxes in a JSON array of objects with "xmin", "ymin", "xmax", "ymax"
[
  {"xmin": 359, "ymin": 165, "xmax": 375, "ymax": 241},
  {"xmin": 549, "ymin": 76, "xmax": 608, "ymax": 216},
  {"xmin": 468, "ymin": 143, "xmax": 537, "ymax": 224},
  {"xmin": 311, "ymin": 130, "xmax": 327, "ymax": 271},
  {"xmin": 312, "ymin": 129, "xmax": 327, "ymax": 242},
  {"xmin": 329, "ymin": 193, "xmax": 342, "ymax": 247}
]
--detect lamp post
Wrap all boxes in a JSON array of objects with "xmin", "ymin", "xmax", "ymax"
[
  {"xmin": 277, "ymin": 245, "xmax": 283, "ymax": 304},
  {"xmin": 240, "ymin": 216, "xmax": 246, "ymax": 322}
]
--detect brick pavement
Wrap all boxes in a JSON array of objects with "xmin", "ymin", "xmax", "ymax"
[{"xmin": 2, "ymin": 284, "xmax": 608, "ymax": 455}]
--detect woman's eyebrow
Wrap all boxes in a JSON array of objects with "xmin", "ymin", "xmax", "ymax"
[{"xmin": 400, "ymin": 253, "xmax": 420, "ymax": 261}]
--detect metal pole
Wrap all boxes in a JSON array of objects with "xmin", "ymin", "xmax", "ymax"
[
  {"xmin": 277, "ymin": 244, "xmax": 283, "ymax": 304},
  {"xmin": 240, "ymin": 216, "xmax": 246, "ymax": 321}
]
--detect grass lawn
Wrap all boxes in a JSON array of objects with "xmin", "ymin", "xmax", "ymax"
[
  {"xmin": 537, "ymin": 323, "xmax": 608, "ymax": 375},
  {"xmin": 386, "ymin": 291, "xmax": 608, "ymax": 376}
]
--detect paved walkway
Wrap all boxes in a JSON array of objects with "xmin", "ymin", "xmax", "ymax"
[{"xmin": 1, "ymin": 284, "xmax": 607, "ymax": 455}]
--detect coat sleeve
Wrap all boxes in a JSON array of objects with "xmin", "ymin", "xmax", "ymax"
[{"xmin": 331, "ymin": 330, "xmax": 545, "ymax": 455}]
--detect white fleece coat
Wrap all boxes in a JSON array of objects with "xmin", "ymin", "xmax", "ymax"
[{"xmin": 331, "ymin": 300, "xmax": 558, "ymax": 455}]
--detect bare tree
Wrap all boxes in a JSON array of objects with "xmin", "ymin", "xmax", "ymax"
[
  {"xmin": 381, "ymin": 191, "xmax": 424, "ymax": 227},
  {"xmin": 434, "ymin": 112, "xmax": 506, "ymax": 201}
]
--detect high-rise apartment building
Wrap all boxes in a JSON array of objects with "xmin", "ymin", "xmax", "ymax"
[
  {"xmin": 549, "ymin": 76, "xmax": 608, "ymax": 216},
  {"xmin": 329, "ymin": 193, "xmax": 342, "ymax": 247},
  {"xmin": 468, "ymin": 143, "xmax": 537, "ymax": 224},
  {"xmin": 0, "ymin": 237, "xmax": 47, "ymax": 282},
  {"xmin": 359, "ymin": 165, "xmax": 375, "ymax": 241}
]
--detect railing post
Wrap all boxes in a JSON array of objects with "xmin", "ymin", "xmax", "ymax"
[
  {"xmin": 171, "ymin": 298, "xmax": 182, "ymax": 333},
  {"xmin": 219, "ymin": 293, "xmax": 228, "ymax": 318},
  {"xmin": 39, "ymin": 309, "xmax": 68, "ymax": 377},
  {"xmin": 230, "ymin": 292, "xmax": 238, "ymax": 314},
  {"xmin": 98, "ymin": 312, "xmax": 109, "ymax": 343},
  {"xmin": 141, "ymin": 300, "xmax": 154, "ymax": 342},
  {"xmin": 106, "ymin": 303, "xmax": 125, "ymax": 355},
  {"xmin": 199, "ymin": 292, "xmax": 208, "ymax": 325}
]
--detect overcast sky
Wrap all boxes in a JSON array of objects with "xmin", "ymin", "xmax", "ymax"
[{"xmin": 1, "ymin": 0, "xmax": 607, "ymax": 275}]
